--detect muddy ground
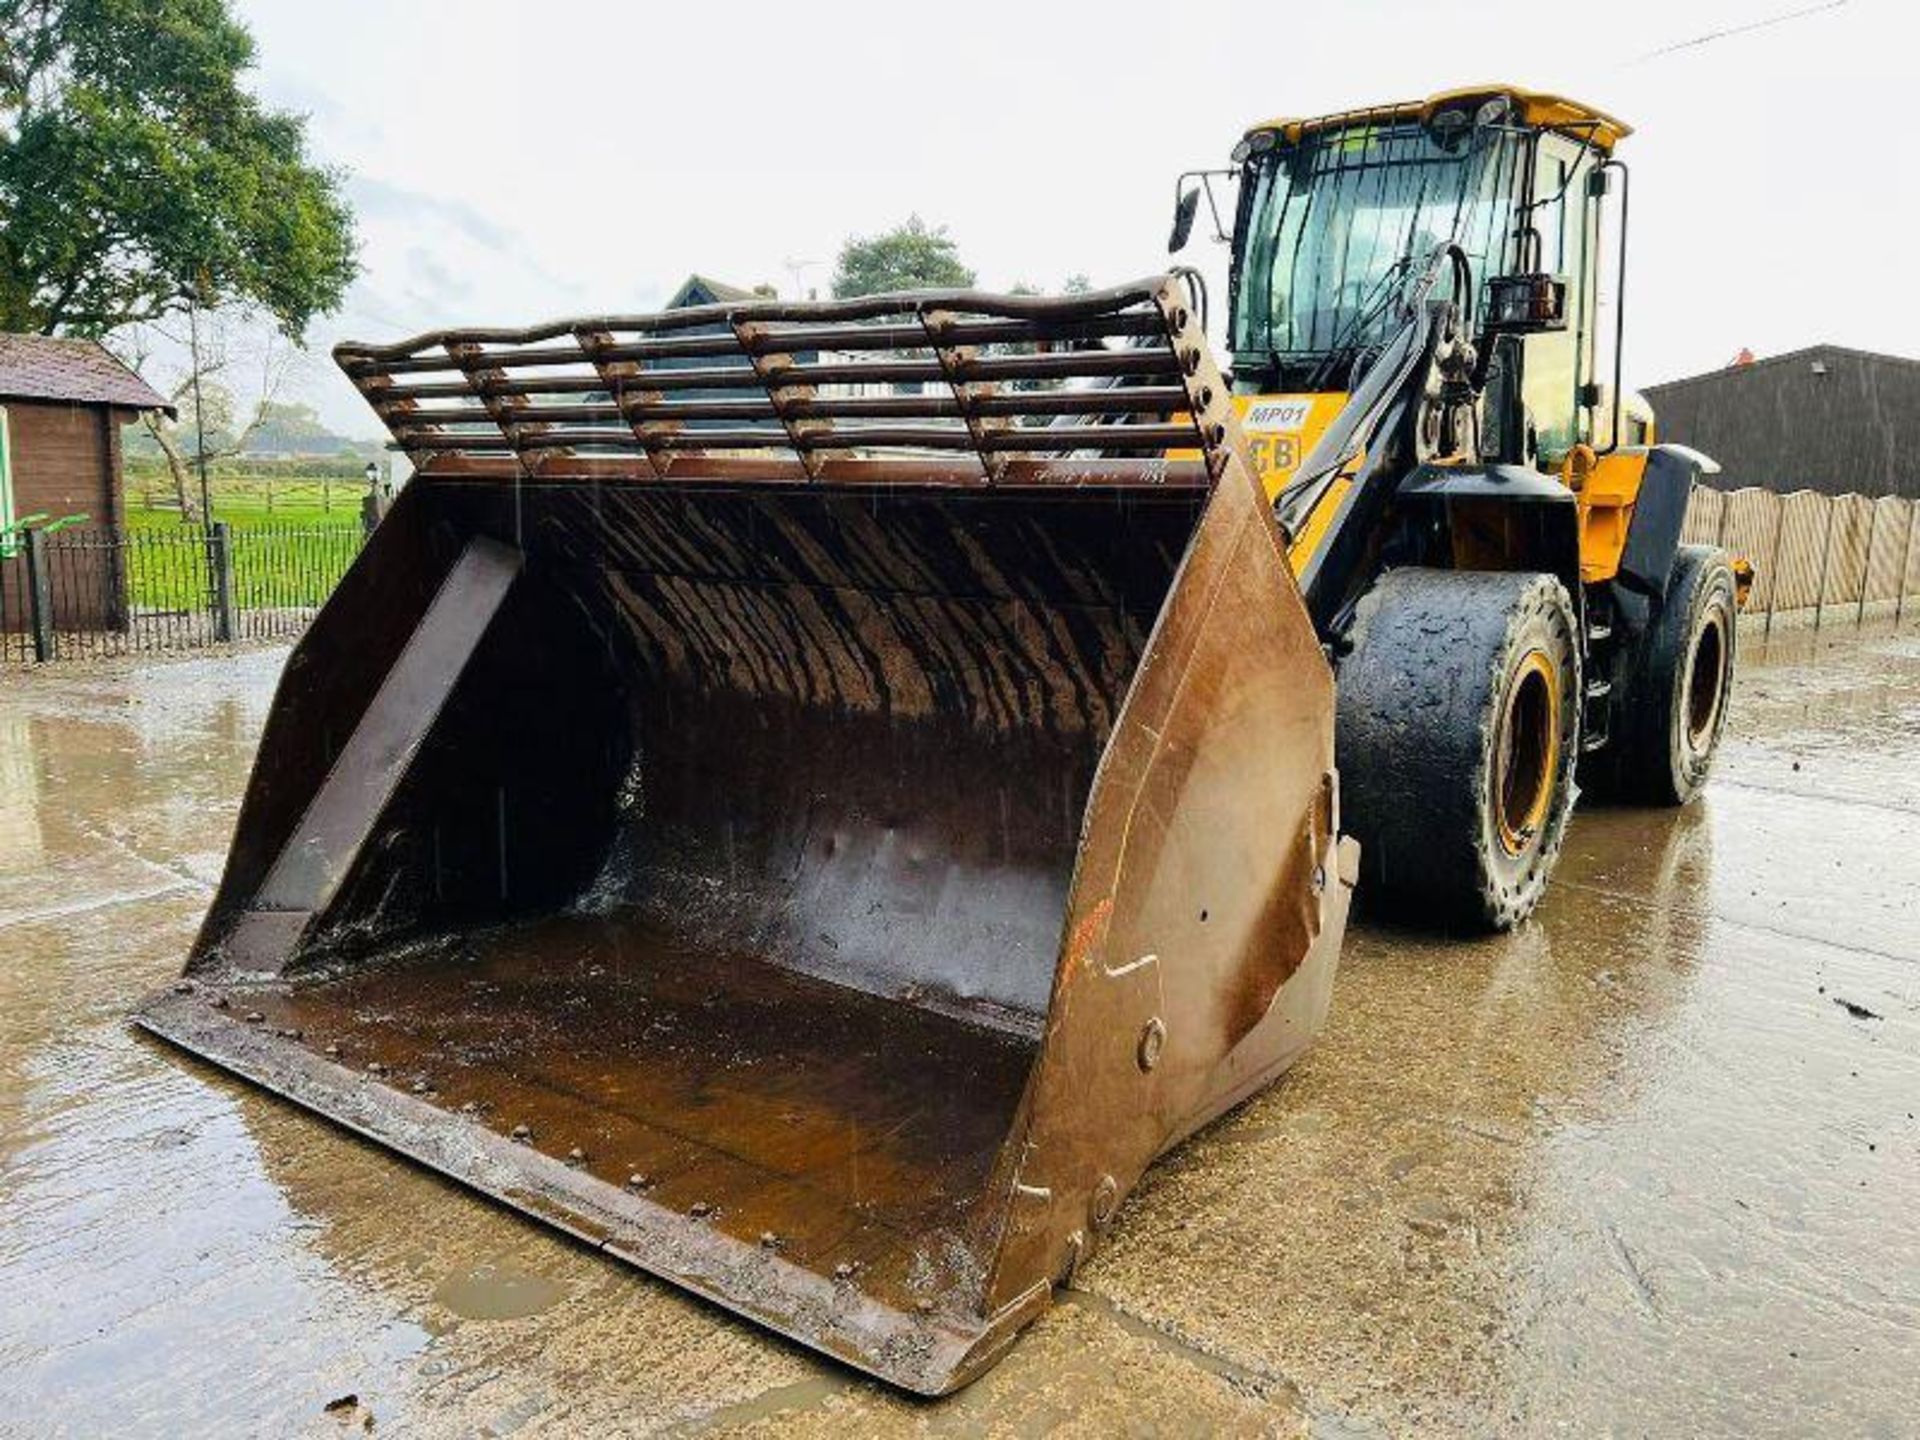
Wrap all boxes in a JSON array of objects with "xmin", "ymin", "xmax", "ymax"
[{"xmin": 1, "ymin": 623, "xmax": 1915, "ymax": 1437}]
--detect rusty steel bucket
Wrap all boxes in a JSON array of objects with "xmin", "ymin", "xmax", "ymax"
[{"xmin": 134, "ymin": 277, "xmax": 1354, "ymax": 1392}]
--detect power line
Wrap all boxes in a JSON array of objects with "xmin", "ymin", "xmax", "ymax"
[{"xmin": 1629, "ymin": 0, "xmax": 1847, "ymax": 64}]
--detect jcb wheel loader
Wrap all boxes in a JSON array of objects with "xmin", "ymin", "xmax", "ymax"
[
  {"xmin": 138, "ymin": 84, "xmax": 1738, "ymax": 1391},
  {"xmin": 1171, "ymin": 84, "xmax": 1744, "ymax": 927}
]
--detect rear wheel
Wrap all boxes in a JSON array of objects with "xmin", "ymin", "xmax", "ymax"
[
  {"xmin": 1337, "ymin": 568, "xmax": 1581, "ymax": 931},
  {"xmin": 1608, "ymin": 545, "xmax": 1738, "ymax": 805}
]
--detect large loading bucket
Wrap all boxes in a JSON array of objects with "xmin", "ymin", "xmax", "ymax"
[{"xmin": 135, "ymin": 278, "xmax": 1354, "ymax": 1392}]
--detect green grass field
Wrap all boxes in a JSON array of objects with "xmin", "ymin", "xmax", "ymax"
[
  {"xmin": 123, "ymin": 467, "xmax": 370, "ymax": 530},
  {"xmin": 107, "ymin": 465, "xmax": 367, "ymax": 612}
]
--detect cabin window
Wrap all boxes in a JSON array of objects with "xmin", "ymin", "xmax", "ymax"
[{"xmin": 1521, "ymin": 134, "xmax": 1600, "ymax": 465}]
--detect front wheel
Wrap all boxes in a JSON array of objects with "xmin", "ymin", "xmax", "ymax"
[{"xmin": 1337, "ymin": 568, "xmax": 1582, "ymax": 931}]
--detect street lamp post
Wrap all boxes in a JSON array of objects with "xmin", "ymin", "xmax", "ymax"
[{"xmin": 362, "ymin": 459, "xmax": 385, "ymax": 537}]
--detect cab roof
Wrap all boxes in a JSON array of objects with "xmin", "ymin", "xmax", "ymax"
[{"xmin": 1247, "ymin": 85, "xmax": 1632, "ymax": 154}]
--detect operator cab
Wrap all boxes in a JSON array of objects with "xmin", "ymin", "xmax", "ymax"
[{"xmin": 1185, "ymin": 85, "xmax": 1630, "ymax": 479}]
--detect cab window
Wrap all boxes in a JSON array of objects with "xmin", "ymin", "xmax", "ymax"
[{"xmin": 1520, "ymin": 134, "xmax": 1599, "ymax": 465}]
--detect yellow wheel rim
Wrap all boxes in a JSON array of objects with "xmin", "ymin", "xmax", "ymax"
[
  {"xmin": 1496, "ymin": 649, "xmax": 1559, "ymax": 857},
  {"xmin": 1685, "ymin": 614, "xmax": 1728, "ymax": 749}
]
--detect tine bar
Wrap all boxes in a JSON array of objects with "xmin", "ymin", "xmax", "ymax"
[
  {"xmin": 338, "ymin": 274, "xmax": 1232, "ymax": 487},
  {"xmin": 398, "ymin": 424, "xmax": 1200, "ymax": 454},
  {"xmin": 731, "ymin": 315, "xmax": 836, "ymax": 479},
  {"xmin": 448, "ymin": 341, "xmax": 549, "ymax": 475},
  {"xmin": 577, "ymin": 327, "xmax": 673, "ymax": 479},
  {"xmin": 382, "ymin": 386, "xmax": 1192, "ymax": 430},
  {"xmin": 920, "ymin": 306, "xmax": 1004, "ymax": 483}
]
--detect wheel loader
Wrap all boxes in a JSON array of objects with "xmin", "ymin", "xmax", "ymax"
[
  {"xmin": 1166, "ymin": 85, "xmax": 1742, "ymax": 927},
  {"xmin": 137, "ymin": 84, "xmax": 1739, "ymax": 1391}
]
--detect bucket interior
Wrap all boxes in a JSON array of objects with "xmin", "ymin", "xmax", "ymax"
[{"xmin": 198, "ymin": 478, "xmax": 1209, "ymax": 1315}]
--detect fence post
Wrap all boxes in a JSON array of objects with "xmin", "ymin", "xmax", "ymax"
[
  {"xmin": 1857, "ymin": 499, "xmax": 1878, "ymax": 627},
  {"xmin": 1812, "ymin": 497, "xmax": 1838, "ymax": 632},
  {"xmin": 1764, "ymin": 495, "xmax": 1788, "ymax": 639},
  {"xmin": 210, "ymin": 520, "xmax": 236, "ymax": 644},
  {"xmin": 22, "ymin": 526, "xmax": 53, "ymax": 662},
  {"xmin": 1898, "ymin": 501, "xmax": 1917, "ymax": 626}
]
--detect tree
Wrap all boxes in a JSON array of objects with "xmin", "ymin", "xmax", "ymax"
[
  {"xmin": 1009, "ymin": 273, "xmax": 1095, "ymax": 298},
  {"xmin": 118, "ymin": 309, "xmax": 294, "ymax": 518},
  {"xmin": 1001, "ymin": 276, "xmax": 1100, "ymax": 393},
  {"xmin": 0, "ymin": 0, "xmax": 358, "ymax": 338},
  {"xmin": 829, "ymin": 216, "xmax": 974, "ymax": 299},
  {"xmin": 248, "ymin": 400, "xmax": 344, "ymax": 455}
]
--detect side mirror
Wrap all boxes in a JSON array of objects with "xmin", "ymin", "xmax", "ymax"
[{"xmin": 1168, "ymin": 187, "xmax": 1200, "ymax": 254}]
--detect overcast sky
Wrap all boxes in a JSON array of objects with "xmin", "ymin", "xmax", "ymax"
[{"xmin": 232, "ymin": 0, "xmax": 1908, "ymax": 436}]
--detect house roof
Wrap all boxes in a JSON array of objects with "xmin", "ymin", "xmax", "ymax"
[
  {"xmin": 666, "ymin": 274, "xmax": 767, "ymax": 309},
  {"xmin": 0, "ymin": 333, "xmax": 172, "ymax": 412},
  {"xmin": 1644, "ymin": 344, "xmax": 1920, "ymax": 396}
]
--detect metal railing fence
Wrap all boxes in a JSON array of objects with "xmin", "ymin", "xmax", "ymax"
[{"xmin": 1, "ymin": 520, "xmax": 365, "ymax": 664}]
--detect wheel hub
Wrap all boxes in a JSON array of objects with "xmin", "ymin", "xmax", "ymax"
[{"xmin": 1496, "ymin": 649, "xmax": 1559, "ymax": 856}]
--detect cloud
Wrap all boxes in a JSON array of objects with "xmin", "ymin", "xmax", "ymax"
[
  {"xmin": 348, "ymin": 176, "xmax": 516, "ymax": 255},
  {"xmin": 401, "ymin": 246, "xmax": 473, "ymax": 314}
]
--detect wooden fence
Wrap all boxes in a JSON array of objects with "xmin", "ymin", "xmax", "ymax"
[{"xmin": 1684, "ymin": 487, "xmax": 1920, "ymax": 627}]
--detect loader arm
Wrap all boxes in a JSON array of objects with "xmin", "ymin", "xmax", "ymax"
[{"xmin": 1272, "ymin": 245, "xmax": 1476, "ymax": 634}]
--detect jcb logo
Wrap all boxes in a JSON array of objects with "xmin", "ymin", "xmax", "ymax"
[{"xmin": 1247, "ymin": 435, "xmax": 1300, "ymax": 475}]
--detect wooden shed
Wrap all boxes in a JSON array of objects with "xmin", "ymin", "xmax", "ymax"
[
  {"xmin": 0, "ymin": 334, "xmax": 170, "ymax": 531},
  {"xmin": 0, "ymin": 334, "xmax": 171, "ymax": 637}
]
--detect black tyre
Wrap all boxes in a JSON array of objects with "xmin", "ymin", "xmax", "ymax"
[
  {"xmin": 1609, "ymin": 545, "xmax": 1737, "ymax": 805},
  {"xmin": 1337, "ymin": 568, "xmax": 1581, "ymax": 931}
]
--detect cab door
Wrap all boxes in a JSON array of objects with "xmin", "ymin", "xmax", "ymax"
[{"xmin": 1518, "ymin": 133, "xmax": 1603, "ymax": 469}]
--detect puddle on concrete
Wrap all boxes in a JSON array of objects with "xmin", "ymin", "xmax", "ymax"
[
  {"xmin": 1, "ymin": 633, "xmax": 1917, "ymax": 1434},
  {"xmin": 431, "ymin": 1260, "xmax": 566, "ymax": 1321}
]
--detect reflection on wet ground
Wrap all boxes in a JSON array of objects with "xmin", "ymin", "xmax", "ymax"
[{"xmin": 1, "ymin": 625, "xmax": 1916, "ymax": 1435}]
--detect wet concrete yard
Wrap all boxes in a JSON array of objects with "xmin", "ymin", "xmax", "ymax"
[{"xmin": 2, "ymin": 626, "xmax": 1916, "ymax": 1435}]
